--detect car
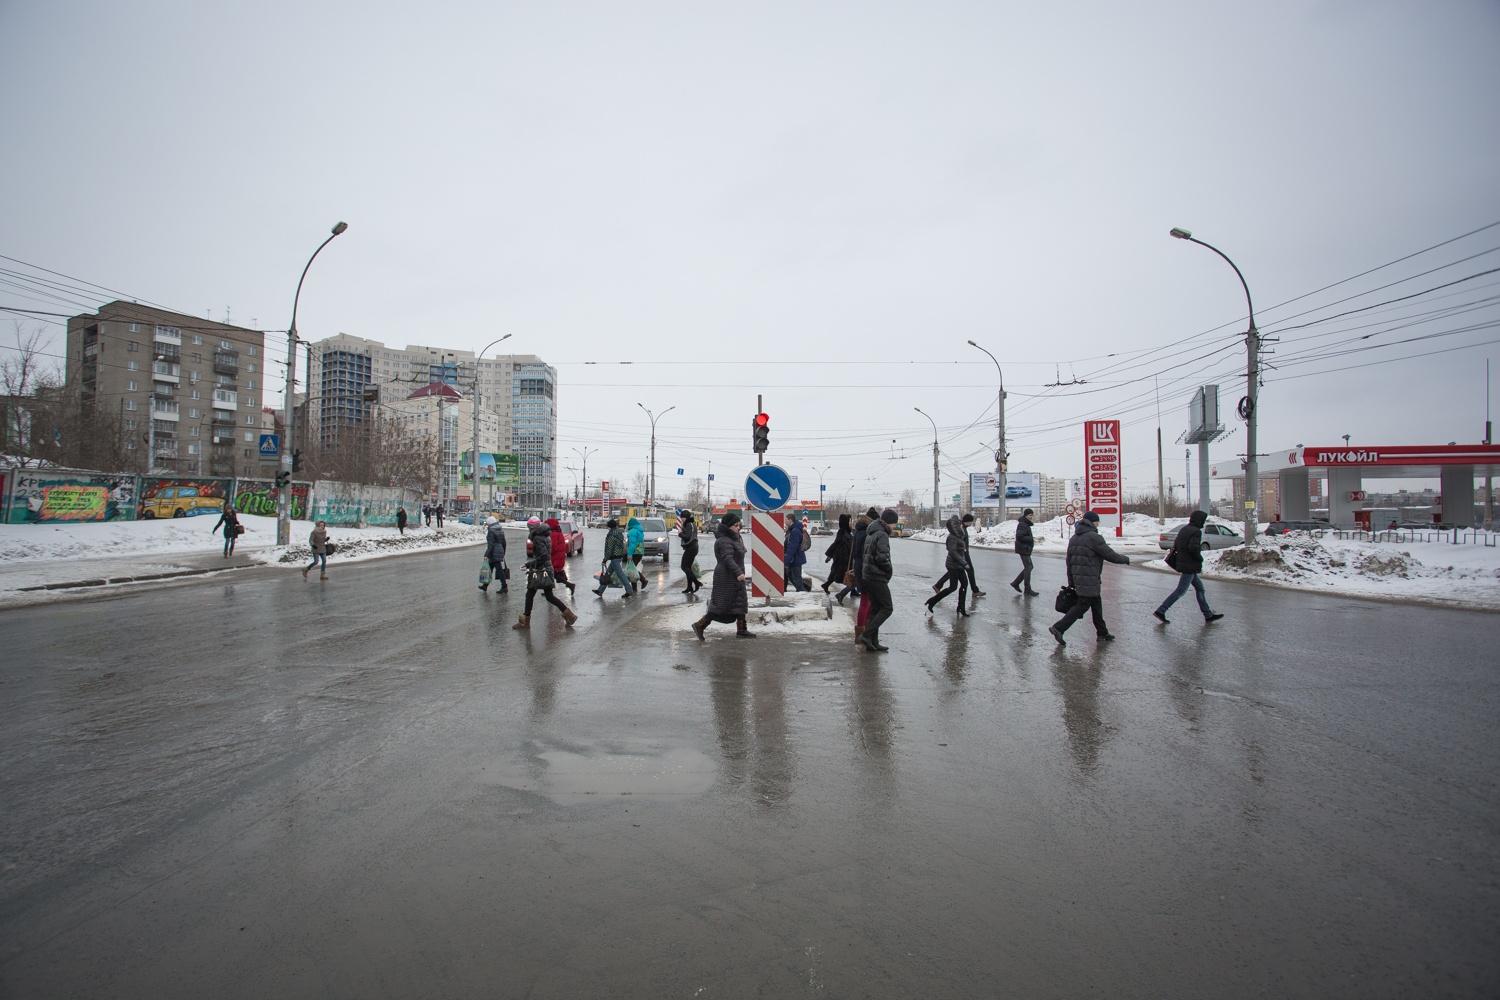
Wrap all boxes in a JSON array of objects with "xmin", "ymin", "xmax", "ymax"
[
  {"xmin": 139, "ymin": 486, "xmax": 224, "ymax": 519},
  {"xmin": 526, "ymin": 519, "xmax": 585, "ymax": 557},
  {"xmin": 1005, "ymin": 485, "xmax": 1033, "ymax": 498},
  {"xmin": 1158, "ymin": 522, "xmax": 1246, "ymax": 550},
  {"xmin": 457, "ymin": 513, "xmax": 476, "ymax": 525},
  {"xmin": 641, "ymin": 517, "xmax": 671, "ymax": 561},
  {"xmin": 1263, "ymin": 519, "xmax": 1329, "ymax": 536}
]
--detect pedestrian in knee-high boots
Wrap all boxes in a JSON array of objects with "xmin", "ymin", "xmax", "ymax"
[
  {"xmin": 677, "ymin": 511, "xmax": 702, "ymax": 594},
  {"xmin": 926, "ymin": 514, "xmax": 971, "ymax": 617},
  {"xmin": 691, "ymin": 511, "xmax": 755, "ymax": 639},
  {"xmin": 514, "ymin": 518, "xmax": 577, "ymax": 628}
]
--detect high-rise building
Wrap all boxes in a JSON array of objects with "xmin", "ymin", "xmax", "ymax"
[
  {"xmin": 303, "ymin": 334, "xmax": 556, "ymax": 505},
  {"xmin": 65, "ymin": 302, "xmax": 270, "ymax": 477}
]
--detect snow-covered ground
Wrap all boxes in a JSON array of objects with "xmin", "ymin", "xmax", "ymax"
[
  {"xmin": 647, "ymin": 589, "xmax": 855, "ymax": 639},
  {"xmin": 910, "ymin": 514, "xmax": 1500, "ymax": 610}
]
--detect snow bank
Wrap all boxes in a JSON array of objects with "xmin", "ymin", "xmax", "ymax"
[
  {"xmin": 911, "ymin": 512, "xmax": 1239, "ymax": 552},
  {"xmin": 261, "ymin": 523, "xmax": 486, "ymax": 566},
  {"xmin": 1187, "ymin": 533, "xmax": 1500, "ymax": 609},
  {"xmin": 648, "ymin": 590, "xmax": 855, "ymax": 639}
]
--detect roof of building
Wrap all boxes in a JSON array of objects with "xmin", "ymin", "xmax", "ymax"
[{"xmin": 406, "ymin": 383, "xmax": 463, "ymax": 401}]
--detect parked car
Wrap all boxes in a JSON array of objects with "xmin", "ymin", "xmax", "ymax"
[
  {"xmin": 1158, "ymin": 522, "xmax": 1246, "ymax": 550},
  {"xmin": 526, "ymin": 519, "xmax": 585, "ymax": 557},
  {"xmin": 1263, "ymin": 519, "xmax": 1329, "ymax": 536},
  {"xmin": 1005, "ymin": 485, "xmax": 1032, "ymax": 498},
  {"xmin": 641, "ymin": 517, "xmax": 671, "ymax": 561},
  {"xmin": 139, "ymin": 486, "xmax": 224, "ymax": 519}
]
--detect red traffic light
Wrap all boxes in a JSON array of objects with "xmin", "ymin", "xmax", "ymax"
[{"xmin": 754, "ymin": 412, "xmax": 769, "ymax": 426}]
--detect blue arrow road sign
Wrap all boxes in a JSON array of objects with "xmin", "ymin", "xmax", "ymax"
[
  {"xmin": 744, "ymin": 464, "xmax": 792, "ymax": 512},
  {"xmin": 259, "ymin": 434, "xmax": 279, "ymax": 457}
]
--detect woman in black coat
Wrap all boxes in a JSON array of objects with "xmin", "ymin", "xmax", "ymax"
[
  {"xmin": 678, "ymin": 511, "xmax": 702, "ymax": 594},
  {"xmin": 821, "ymin": 513, "xmax": 853, "ymax": 599},
  {"xmin": 692, "ymin": 512, "xmax": 755, "ymax": 639}
]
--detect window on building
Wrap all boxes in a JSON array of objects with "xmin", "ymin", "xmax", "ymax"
[
  {"xmin": 244, "ymin": 449, "xmax": 252, "ymax": 458},
  {"xmin": 127, "ymin": 361, "xmax": 140, "ymax": 372},
  {"xmin": 188, "ymin": 444, "xmax": 199, "ymax": 455},
  {"xmin": 244, "ymin": 432, "xmax": 255, "ymax": 442},
  {"xmin": 192, "ymin": 335, "xmax": 202, "ymax": 345},
  {"xmin": 247, "ymin": 346, "xmax": 257, "ymax": 357},
  {"xmin": 129, "ymin": 322, "xmax": 140, "ymax": 333},
  {"xmin": 246, "ymin": 380, "xmax": 255, "ymax": 390},
  {"xmin": 220, "ymin": 340, "xmax": 232, "ymax": 350},
  {"xmin": 127, "ymin": 380, "xmax": 138, "ymax": 391},
  {"xmin": 245, "ymin": 414, "xmax": 255, "ymax": 425},
  {"xmin": 189, "ymin": 426, "xmax": 199, "ymax": 437},
  {"xmin": 124, "ymin": 418, "xmax": 136, "ymax": 430},
  {"xmin": 189, "ymin": 408, "xmax": 199, "ymax": 418},
  {"xmin": 124, "ymin": 440, "xmax": 136, "ymax": 450},
  {"xmin": 190, "ymin": 389, "xmax": 200, "ymax": 400},
  {"xmin": 127, "ymin": 341, "xmax": 139, "ymax": 353},
  {"xmin": 125, "ymin": 400, "xmax": 137, "ymax": 411},
  {"xmin": 247, "ymin": 363, "xmax": 256, "ymax": 373}
]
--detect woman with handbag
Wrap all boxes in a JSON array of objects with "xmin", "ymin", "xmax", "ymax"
[
  {"xmin": 514, "ymin": 517, "xmax": 577, "ymax": 629},
  {"xmin": 677, "ymin": 511, "xmax": 702, "ymax": 594},
  {"xmin": 690, "ymin": 511, "xmax": 755, "ymax": 639},
  {"xmin": 822, "ymin": 514, "xmax": 853, "ymax": 600}
]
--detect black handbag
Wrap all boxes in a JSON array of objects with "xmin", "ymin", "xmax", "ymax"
[
  {"xmin": 324, "ymin": 541, "xmax": 338, "ymax": 556},
  {"xmin": 1054, "ymin": 585, "xmax": 1077, "ymax": 613},
  {"xmin": 527, "ymin": 564, "xmax": 555, "ymax": 590},
  {"xmin": 1164, "ymin": 548, "xmax": 1178, "ymax": 570}
]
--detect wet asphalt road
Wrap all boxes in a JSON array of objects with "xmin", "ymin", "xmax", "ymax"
[{"xmin": 1, "ymin": 530, "xmax": 1497, "ymax": 998}]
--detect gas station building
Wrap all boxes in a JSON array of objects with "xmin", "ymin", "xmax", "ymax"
[{"xmin": 1212, "ymin": 444, "xmax": 1500, "ymax": 527}]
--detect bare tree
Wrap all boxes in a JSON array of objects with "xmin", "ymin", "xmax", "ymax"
[
  {"xmin": 681, "ymin": 476, "xmax": 707, "ymax": 510},
  {"xmin": 630, "ymin": 470, "xmax": 651, "ymax": 504}
]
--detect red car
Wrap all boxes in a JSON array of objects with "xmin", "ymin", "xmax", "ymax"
[{"xmin": 526, "ymin": 519, "xmax": 585, "ymax": 558}]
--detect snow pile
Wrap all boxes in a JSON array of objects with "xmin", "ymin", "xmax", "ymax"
[
  {"xmin": 1194, "ymin": 533, "xmax": 1500, "ymax": 608},
  {"xmin": 648, "ymin": 590, "xmax": 855, "ymax": 639},
  {"xmin": 913, "ymin": 512, "xmax": 1243, "ymax": 553},
  {"xmin": 264, "ymin": 524, "xmax": 485, "ymax": 565}
]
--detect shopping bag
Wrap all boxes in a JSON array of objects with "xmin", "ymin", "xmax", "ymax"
[
  {"xmin": 596, "ymin": 561, "xmax": 623, "ymax": 589},
  {"xmin": 857, "ymin": 593, "xmax": 872, "ymax": 629},
  {"xmin": 479, "ymin": 560, "xmax": 492, "ymax": 586},
  {"xmin": 692, "ymin": 560, "xmax": 701, "ymax": 577},
  {"xmin": 624, "ymin": 559, "xmax": 640, "ymax": 584}
]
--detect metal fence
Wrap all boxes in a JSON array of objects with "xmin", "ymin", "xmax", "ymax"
[{"xmin": 1327, "ymin": 527, "xmax": 1499, "ymax": 547}]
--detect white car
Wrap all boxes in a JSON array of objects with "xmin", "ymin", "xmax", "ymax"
[{"xmin": 1158, "ymin": 523, "xmax": 1245, "ymax": 551}]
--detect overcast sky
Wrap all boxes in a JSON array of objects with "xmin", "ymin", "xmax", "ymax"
[{"xmin": 3, "ymin": 1, "xmax": 1498, "ymax": 505}]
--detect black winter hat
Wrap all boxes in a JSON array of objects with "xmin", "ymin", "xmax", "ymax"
[
  {"xmin": 880, "ymin": 508, "xmax": 899, "ymax": 524},
  {"xmin": 606, "ymin": 518, "xmax": 618, "ymax": 528},
  {"xmin": 961, "ymin": 513, "xmax": 974, "ymax": 523},
  {"xmin": 1082, "ymin": 510, "xmax": 1100, "ymax": 523},
  {"xmin": 866, "ymin": 506, "xmax": 880, "ymax": 520},
  {"xmin": 722, "ymin": 510, "xmax": 742, "ymax": 526}
]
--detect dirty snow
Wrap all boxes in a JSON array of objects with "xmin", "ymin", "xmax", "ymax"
[{"xmin": 648, "ymin": 589, "xmax": 855, "ymax": 639}]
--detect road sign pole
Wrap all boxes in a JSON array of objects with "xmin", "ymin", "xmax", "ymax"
[{"xmin": 757, "ymin": 394, "xmax": 763, "ymax": 467}]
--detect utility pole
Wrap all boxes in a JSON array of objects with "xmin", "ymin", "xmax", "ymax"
[
  {"xmin": 573, "ymin": 446, "xmax": 597, "ymax": 515},
  {"xmin": 968, "ymin": 341, "xmax": 1006, "ymax": 520},
  {"xmin": 915, "ymin": 408, "xmax": 940, "ymax": 528},
  {"xmin": 1186, "ymin": 449, "xmax": 1192, "ymax": 509},
  {"xmin": 707, "ymin": 459, "xmax": 713, "ymax": 512},
  {"xmin": 1486, "ymin": 359, "xmax": 1493, "ymax": 530},
  {"xmin": 638, "ymin": 403, "xmax": 675, "ymax": 512},
  {"xmin": 1155, "ymin": 376, "xmax": 1165, "ymax": 525}
]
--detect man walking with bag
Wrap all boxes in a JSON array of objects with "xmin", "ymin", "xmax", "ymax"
[
  {"xmin": 1049, "ymin": 511, "xmax": 1129, "ymax": 645},
  {"xmin": 858, "ymin": 509, "xmax": 900, "ymax": 653},
  {"xmin": 1010, "ymin": 508, "xmax": 1038, "ymax": 596},
  {"xmin": 1153, "ymin": 509, "xmax": 1225, "ymax": 625}
]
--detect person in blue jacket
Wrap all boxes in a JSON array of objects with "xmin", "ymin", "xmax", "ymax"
[
  {"xmin": 627, "ymin": 516, "xmax": 648, "ymax": 592},
  {"xmin": 784, "ymin": 514, "xmax": 810, "ymax": 591}
]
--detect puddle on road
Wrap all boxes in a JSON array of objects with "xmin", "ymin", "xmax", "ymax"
[{"xmin": 485, "ymin": 745, "xmax": 717, "ymax": 804}]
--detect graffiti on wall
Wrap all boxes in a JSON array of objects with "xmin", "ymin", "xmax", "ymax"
[
  {"xmin": 233, "ymin": 479, "xmax": 310, "ymax": 520},
  {"xmin": 137, "ymin": 478, "xmax": 229, "ymax": 519},
  {"xmin": 5, "ymin": 472, "xmax": 137, "ymax": 523}
]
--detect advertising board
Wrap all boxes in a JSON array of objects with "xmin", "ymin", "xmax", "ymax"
[
  {"xmin": 460, "ymin": 452, "xmax": 520, "ymax": 489},
  {"xmin": 1083, "ymin": 420, "xmax": 1123, "ymax": 536},
  {"xmin": 969, "ymin": 472, "xmax": 1042, "ymax": 510}
]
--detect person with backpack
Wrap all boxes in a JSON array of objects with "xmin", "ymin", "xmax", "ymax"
[
  {"xmin": 513, "ymin": 517, "xmax": 577, "ymax": 629},
  {"xmin": 784, "ymin": 514, "xmax": 811, "ymax": 592},
  {"xmin": 481, "ymin": 515, "xmax": 508, "ymax": 593},
  {"xmin": 547, "ymin": 517, "xmax": 576, "ymax": 598},
  {"xmin": 1010, "ymin": 508, "xmax": 1039, "ymax": 596},
  {"xmin": 1153, "ymin": 509, "xmax": 1225, "ymax": 625},
  {"xmin": 212, "ymin": 506, "xmax": 242, "ymax": 558},
  {"xmin": 1049, "ymin": 511, "xmax": 1129, "ymax": 645},
  {"xmin": 593, "ymin": 518, "xmax": 633, "ymax": 599}
]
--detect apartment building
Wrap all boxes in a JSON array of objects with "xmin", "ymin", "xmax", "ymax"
[
  {"xmin": 66, "ymin": 302, "xmax": 270, "ymax": 477},
  {"xmin": 304, "ymin": 333, "xmax": 556, "ymax": 505}
]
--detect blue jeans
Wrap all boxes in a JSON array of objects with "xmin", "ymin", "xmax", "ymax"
[
  {"xmin": 785, "ymin": 564, "xmax": 809, "ymax": 592},
  {"xmin": 599, "ymin": 557, "xmax": 631, "ymax": 592},
  {"xmin": 306, "ymin": 552, "xmax": 327, "ymax": 573},
  {"xmin": 1157, "ymin": 573, "xmax": 1212, "ymax": 617}
]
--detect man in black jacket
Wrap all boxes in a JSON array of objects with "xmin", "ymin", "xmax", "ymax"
[
  {"xmin": 1010, "ymin": 508, "xmax": 1038, "ymax": 595},
  {"xmin": 859, "ymin": 509, "xmax": 899, "ymax": 652},
  {"xmin": 1153, "ymin": 509, "xmax": 1225, "ymax": 624},
  {"xmin": 1049, "ymin": 511, "xmax": 1130, "ymax": 645}
]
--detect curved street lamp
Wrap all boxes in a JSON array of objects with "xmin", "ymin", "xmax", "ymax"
[
  {"xmin": 914, "ymin": 408, "xmax": 940, "ymax": 528},
  {"xmin": 1169, "ymin": 227, "xmax": 1260, "ymax": 543},
  {"xmin": 637, "ymin": 403, "xmax": 676, "ymax": 510},
  {"xmin": 967, "ymin": 339, "xmax": 1005, "ymax": 519},
  {"xmin": 468, "ymin": 334, "xmax": 513, "ymax": 512},
  {"xmin": 278, "ymin": 221, "xmax": 348, "ymax": 545}
]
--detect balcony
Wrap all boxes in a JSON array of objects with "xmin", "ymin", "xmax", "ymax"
[
  {"xmin": 153, "ymin": 325, "xmax": 182, "ymax": 346},
  {"xmin": 153, "ymin": 383, "xmax": 174, "ymax": 397},
  {"xmin": 152, "ymin": 361, "xmax": 180, "ymax": 383},
  {"xmin": 211, "ymin": 410, "xmax": 236, "ymax": 427},
  {"xmin": 151, "ymin": 400, "xmax": 180, "ymax": 422},
  {"xmin": 211, "ymin": 433, "xmax": 236, "ymax": 446},
  {"xmin": 213, "ymin": 352, "xmax": 239, "ymax": 375},
  {"xmin": 153, "ymin": 343, "xmax": 180, "ymax": 362},
  {"xmin": 212, "ymin": 389, "xmax": 238, "ymax": 408},
  {"xmin": 152, "ymin": 420, "xmax": 176, "ymax": 438}
]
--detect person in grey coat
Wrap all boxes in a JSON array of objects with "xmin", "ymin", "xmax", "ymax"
[
  {"xmin": 925, "ymin": 514, "xmax": 971, "ymax": 617},
  {"xmin": 692, "ymin": 512, "xmax": 755, "ymax": 639},
  {"xmin": 1049, "ymin": 511, "xmax": 1130, "ymax": 645},
  {"xmin": 1153, "ymin": 509, "xmax": 1225, "ymax": 625},
  {"xmin": 1010, "ymin": 508, "xmax": 1039, "ymax": 596},
  {"xmin": 481, "ymin": 517, "xmax": 508, "ymax": 593},
  {"xmin": 858, "ymin": 509, "xmax": 898, "ymax": 652}
]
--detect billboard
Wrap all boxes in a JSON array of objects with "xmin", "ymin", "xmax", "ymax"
[
  {"xmin": 1083, "ymin": 420, "xmax": 1123, "ymax": 536},
  {"xmin": 969, "ymin": 472, "xmax": 1043, "ymax": 510},
  {"xmin": 460, "ymin": 451, "xmax": 520, "ymax": 489}
]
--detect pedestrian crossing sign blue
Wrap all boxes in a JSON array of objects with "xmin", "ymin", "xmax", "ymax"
[{"xmin": 259, "ymin": 434, "xmax": 279, "ymax": 457}]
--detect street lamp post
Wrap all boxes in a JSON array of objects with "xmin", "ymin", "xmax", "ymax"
[
  {"xmin": 1170, "ymin": 227, "xmax": 1260, "ymax": 543},
  {"xmin": 967, "ymin": 340, "xmax": 1005, "ymax": 519},
  {"xmin": 573, "ymin": 446, "xmax": 598, "ymax": 514},
  {"xmin": 914, "ymin": 408, "xmax": 940, "ymax": 528},
  {"xmin": 278, "ymin": 221, "xmax": 347, "ymax": 546},
  {"xmin": 637, "ymin": 403, "xmax": 675, "ymax": 511},
  {"xmin": 468, "ymin": 334, "xmax": 513, "ymax": 513}
]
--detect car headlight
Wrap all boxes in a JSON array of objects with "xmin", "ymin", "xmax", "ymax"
[{"xmin": 655, "ymin": 536, "xmax": 666, "ymax": 542}]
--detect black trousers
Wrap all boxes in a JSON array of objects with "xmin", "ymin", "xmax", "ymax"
[
  {"xmin": 1011, "ymin": 551, "xmax": 1034, "ymax": 590},
  {"xmin": 524, "ymin": 586, "xmax": 568, "ymax": 615},
  {"xmin": 862, "ymin": 579, "xmax": 894, "ymax": 639},
  {"xmin": 931, "ymin": 569, "xmax": 967, "ymax": 608},
  {"xmin": 681, "ymin": 543, "xmax": 700, "ymax": 588},
  {"xmin": 1055, "ymin": 594, "xmax": 1107, "ymax": 635}
]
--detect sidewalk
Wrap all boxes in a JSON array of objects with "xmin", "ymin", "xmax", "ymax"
[{"xmin": 0, "ymin": 547, "xmax": 271, "ymax": 608}]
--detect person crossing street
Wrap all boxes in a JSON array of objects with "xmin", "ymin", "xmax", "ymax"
[
  {"xmin": 1010, "ymin": 508, "xmax": 1039, "ymax": 596},
  {"xmin": 691, "ymin": 511, "xmax": 755, "ymax": 639},
  {"xmin": 1049, "ymin": 511, "xmax": 1129, "ymax": 645},
  {"xmin": 1153, "ymin": 509, "xmax": 1225, "ymax": 625},
  {"xmin": 858, "ymin": 509, "xmax": 899, "ymax": 652},
  {"xmin": 513, "ymin": 517, "xmax": 576, "ymax": 629}
]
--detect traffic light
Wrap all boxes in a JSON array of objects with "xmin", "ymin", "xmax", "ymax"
[
  {"xmin": 752, "ymin": 412, "xmax": 770, "ymax": 454},
  {"xmin": 275, "ymin": 470, "xmax": 290, "ymax": 487},
  {"xmin": 292, "ymin": 449, "xmax": 303, "ymax": 473}
]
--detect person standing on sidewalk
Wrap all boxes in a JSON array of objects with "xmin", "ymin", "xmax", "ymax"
[
  {"xmin": 513, "ymin": 517, "xmax": 577, "ymax": 629},
  {"xmin": 396, "ymin": 506, "xmax": 408, "ymax": 535},
  {"xmin": 784, "ymin": 514, "xmax": 811, "ymax": 592},
  {"xmin": 435, "ymin": 504, "xmax": 445, "ymax": 528},
  {"xmin": 212, "ymin": 506, "xmax": 242, "ymax": 558},
  {"xmin": 1010, "ymin": 508, "xmax": 1039, "ymax": 596},
  {"xmin": 822, "ymin": 513, "xmax": 853, "ymax": 601},
  {"xmin": 547, "ymin": 517, "xmax": 576, "ymax": 599},
  {"xmin": 594, "ymin": 518, "xmax": 633, "ymax": 599},
  {"xmin": 858, "ymin": 509, "xmax": 899, "ymax": 652},
  {"xmin": 678, "ymin": 511, "xmax": 702, "ymax": 594},
  {"xmin": 1153, "ymin": 509, "xmax": 1225, "ymax": 625},
  {"xmin": 1049, "ymin": 511, "xmax": 1129, "ymax": 645},
  {"xmin": 691, "ymin": 511, "xmax": 755, "ymax": 639},
  {"xmin": 303, "ymin": 521, "xmax": 331, "ymax": 580},
  {"xmin": 481, "ymin": 516, "xmax": 508, "ymax": 593},
  {"xmin": 926, "ymin": 514, "xmax": 971, "ymax": 617}
]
